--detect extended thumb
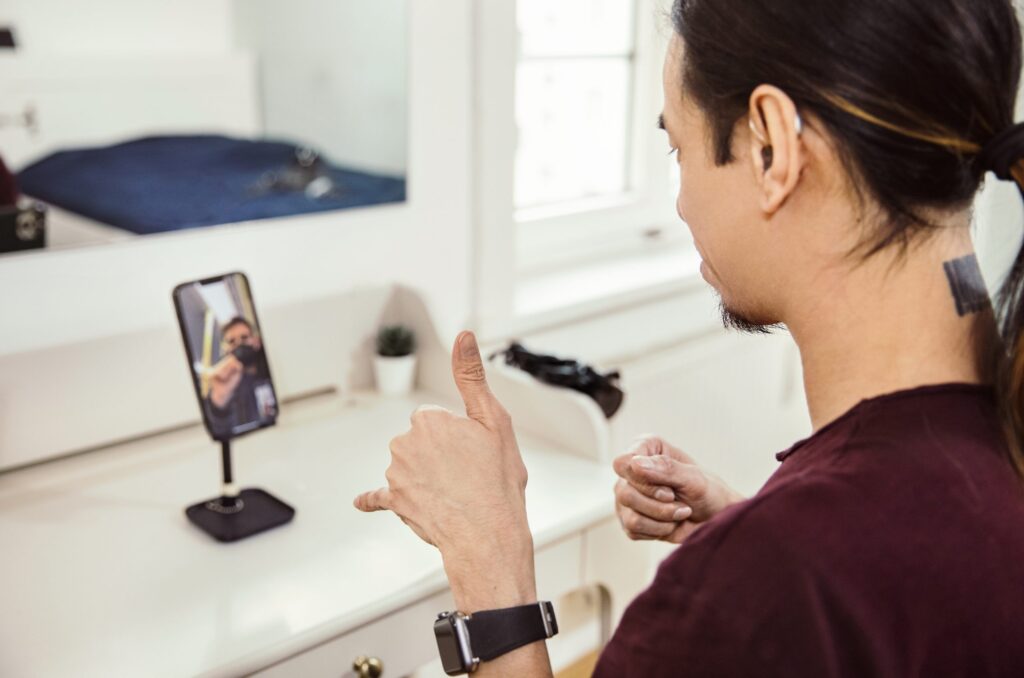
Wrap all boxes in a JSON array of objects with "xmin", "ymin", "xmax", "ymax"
[{"xmin": 452, "ymin": 331, "xmax": 495, "ymax": 424}]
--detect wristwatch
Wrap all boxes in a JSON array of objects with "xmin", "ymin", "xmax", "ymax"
[{"xmin": 433, "ymin": 601, "xmax": 559, "ymax": 675}]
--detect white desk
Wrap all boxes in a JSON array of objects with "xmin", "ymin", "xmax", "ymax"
[{"xmin": 0, "ymin": 390, "xmax": 641, "ymax": 677}]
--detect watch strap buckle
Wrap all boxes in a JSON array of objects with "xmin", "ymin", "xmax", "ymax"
[{"xmin": 539, "ymin": 601, "xmax": 557, "ymax": 638}]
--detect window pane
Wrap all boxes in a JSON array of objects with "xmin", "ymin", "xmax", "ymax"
[
  {"xmin": 517, "ymin": 0, "xmax": 635, "ymax": 57},
  {"xmin": 515, "ymin": 58, "xmax": 631, "ymax": 208}
]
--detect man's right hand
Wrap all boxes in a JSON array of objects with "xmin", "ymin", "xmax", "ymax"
[
  {"xmin": 208, "ymin": 355, "xmax": 244, "ymax": 409},
  {"xmin": 613, "ymin": 436, "xmax": 745, "ymax": 544}
]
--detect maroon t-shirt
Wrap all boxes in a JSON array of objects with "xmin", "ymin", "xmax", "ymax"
[{"xmin": 594, "ymin": 383, "xmax": 1024, "ymax": 677}]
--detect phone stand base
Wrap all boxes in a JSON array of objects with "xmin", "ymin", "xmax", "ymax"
[{"xmin": 185, "ymin": 488, "xmax": 295, "ymax": 543}]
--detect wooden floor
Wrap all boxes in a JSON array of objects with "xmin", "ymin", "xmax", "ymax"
[{"xmin": 555, "ymin": 650, "xmax": 601, "ymax": 678}]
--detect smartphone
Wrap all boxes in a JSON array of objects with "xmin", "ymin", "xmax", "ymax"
[{"xmin": 172, "ymin": 272, "xmax": 278, "ymax": 441}]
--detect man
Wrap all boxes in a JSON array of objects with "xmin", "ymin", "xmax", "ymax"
[
  {"xmin": 206, "ymin": 317, "xmax": 275, "ymax": 439},
  {"xmin": 354, "ymin": 0, "xmax": 1024, "ymax": 674}
]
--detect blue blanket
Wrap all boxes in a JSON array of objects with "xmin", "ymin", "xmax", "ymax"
[{"xmin": 17, "ymin": 135, "xmax": 406, "ymax": 235}]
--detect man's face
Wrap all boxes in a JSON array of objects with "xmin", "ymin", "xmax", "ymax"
[
  {"xmin": 222, "ymin": 323, "xmax": 256, "ymax": 354},
  {"xmin": 661, "ymin": 37, "xmax": 785, "ymax": 329}
]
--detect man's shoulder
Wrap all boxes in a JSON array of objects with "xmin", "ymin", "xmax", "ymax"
[
  {"xmin": 596, "ymin": 480, "xmax": 849, "ymax": 677},
  {"xmin": 659, "ymin": 475, "xmax": 845, "ymax": 584}
]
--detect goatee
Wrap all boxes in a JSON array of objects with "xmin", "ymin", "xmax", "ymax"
[{"xmin": 719, "ymin": 302, "xmax": 783, "ymax": 335}]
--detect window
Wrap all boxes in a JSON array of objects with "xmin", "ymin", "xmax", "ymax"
[
  {"xmin": 514, "ymin": 0, "xmax": 637, "ymax": 208},
  {"xmin": 473, "ymin": 0, "xmax": 695, "ymax": 339},
  {"xmin": 513, "ymin": 0, "xmax": 685, "ymax": 273}
]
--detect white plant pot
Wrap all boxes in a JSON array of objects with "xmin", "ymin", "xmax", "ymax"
[{"xmin": 373, "ymin": 354, "xmax": 417, "ymax": 395}]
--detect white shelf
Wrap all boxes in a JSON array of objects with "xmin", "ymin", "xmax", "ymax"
[{"xmin": 0, "ymin": 390, "xmax": 618, "ymax": 677}]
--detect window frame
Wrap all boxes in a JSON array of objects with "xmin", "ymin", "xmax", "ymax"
[
  {"xmin": 513, "ymin": 8, "xmax": 638, "ymax": 213},
  {"xmin": 513, "ymin": 0, "xmax": 684, "ymax": 275},
  {"xmin": 472, "ymin": 0, "xmax": 698, "ymax": 341}
]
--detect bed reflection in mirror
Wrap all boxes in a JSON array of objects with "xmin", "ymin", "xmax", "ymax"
[{"xmin": 0, "ymin": 0, "xmax": 408, "ymax": 256}]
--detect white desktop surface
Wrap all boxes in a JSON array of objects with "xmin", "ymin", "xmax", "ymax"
[{"xmin": 0, "ymin": 391, "xmax": 617, "ymax": 677}]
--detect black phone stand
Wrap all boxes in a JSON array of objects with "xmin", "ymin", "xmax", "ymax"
[{"xmin": 185, "ymin": 440, "xmax": 295, "ymax": 543}]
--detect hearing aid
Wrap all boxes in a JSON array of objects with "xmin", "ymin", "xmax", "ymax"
[{"xmin": 750, "ymin": 112, "xmax": 803, "ymax": 173}]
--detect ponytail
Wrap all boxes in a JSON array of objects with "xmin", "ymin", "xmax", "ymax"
[
  {"xmin": 995, "ymin": 249, "xmax": 1024, "ymax": 483},
  {"xmin": 995, "ymin": 222, "xmax": 1024, "ymax": 481}
]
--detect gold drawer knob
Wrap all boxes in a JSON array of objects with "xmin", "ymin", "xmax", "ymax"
[{"xmin": 353, "ymin": 655, "xmax": 383, "ymax": 678}]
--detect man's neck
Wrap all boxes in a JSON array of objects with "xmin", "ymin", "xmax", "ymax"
[{"xmin": 786, "ymin": 230, "xmax": 998, "ymax": 432}]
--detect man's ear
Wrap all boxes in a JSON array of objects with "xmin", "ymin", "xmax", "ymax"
[{"xmin": 747, "ymin": 85, "xmax": 804, "ymax": 215}]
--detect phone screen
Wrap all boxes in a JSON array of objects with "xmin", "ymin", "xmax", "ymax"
[{"xmin": 172, "ymin": 272, "xmax": 278, "ymax": 441}]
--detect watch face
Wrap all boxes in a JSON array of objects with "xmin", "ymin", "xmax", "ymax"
[{"xmin": 434, "ymin": 615, "xmax": 467, "ymax": 675}]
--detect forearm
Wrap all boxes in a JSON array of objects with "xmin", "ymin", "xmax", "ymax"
[{"xmin": 442, "ymin": 532, "xmax": 554, "ymax": 677}]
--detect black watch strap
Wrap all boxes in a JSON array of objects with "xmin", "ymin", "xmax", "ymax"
[{"xmin": 466, "ymin": 601, "xmax": 558, "ymax": 662}]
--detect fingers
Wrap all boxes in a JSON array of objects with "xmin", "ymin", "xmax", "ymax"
[
  {"xmin": 451, "ymin": 331, "xmax": 507, "ymax": 430},
  {"xmin": 354, "ymin": 488, "xmax": 437, "ymax": 547},
  {"xmin": 626, "ymin": 454, "xmax": 713, "ymax": 515},
  {"xmin": 618, "ymin": 505, "xmax": 681, "ymax": 540},
  {"xmin": 613, "ymin": 453, "xmax": 675, "ymax": 501},
  {"xmin": 220, "ymin": 355, "xmax": 243, "ymax": 374},
  {"xmin": 623, "ymin": 434, "xmax": 696, "ymax": 465},
  {"xmin": 614, "ymin": 479, "xmax": 691, "ymax": 523},
  {"xmin": 629, "ymin": 454, "xmax": 707, "ymax": 496},
  {"xmin": 623, "ymin": 435, "xmax": 665, "ymax": 458},
  {"xmin": 353, "ymin": 487, "xmax": 393, "ymax": 512},
  {"xmin": 613, "ymin": 439, "xmax": 718, "ymax": 520},
  {"xmin": 410, "ymin": 404, "xmax": 449, "ymax": 426},
  {"xmin": 615, "ymin": 478, "xmax": 692, "ymax": 541}
]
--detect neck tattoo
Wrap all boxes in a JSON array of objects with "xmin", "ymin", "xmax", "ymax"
[{"xmin": 943, "ymin": 254, "xmax": 991, "ymax": 317}]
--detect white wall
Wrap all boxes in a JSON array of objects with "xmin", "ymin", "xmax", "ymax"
[
  {"xmin": 0, "ymin": 1, "xmax": 469, "ymax": 358},
  {"xmin": 232, "ymin": 0, "xmax": 408, "ymax": 175},
  {"xmin": 0, "ymin": 0, "xmax": 233, "ymax": 54}
]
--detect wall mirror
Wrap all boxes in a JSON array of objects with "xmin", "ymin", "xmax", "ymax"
[{"xmin": 0, "ymin": 0, "xmax": 408, "ymax": 257}]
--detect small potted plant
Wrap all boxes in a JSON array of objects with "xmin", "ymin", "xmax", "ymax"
[{"xmin": 373, "ymin": 324, "xmax": 417, "ymax": 395}]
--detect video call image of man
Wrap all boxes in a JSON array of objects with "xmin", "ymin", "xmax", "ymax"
[{"xmin": 205, "ymin": 316, "xmax": 276, "ymax": 439}]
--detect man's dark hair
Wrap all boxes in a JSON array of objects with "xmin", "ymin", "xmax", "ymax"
[
  {"xmin": 222, "ymin": 317, "xmax": 253, "ymax": 334},
  {"xmin": 671, "ymin": 0, "xmax": 1024, "ymax": 479}
]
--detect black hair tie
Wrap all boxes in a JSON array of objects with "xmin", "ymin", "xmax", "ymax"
[{"xmin": 978, "ymin": 122, "xmax": 1024, "ymax": 181}]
